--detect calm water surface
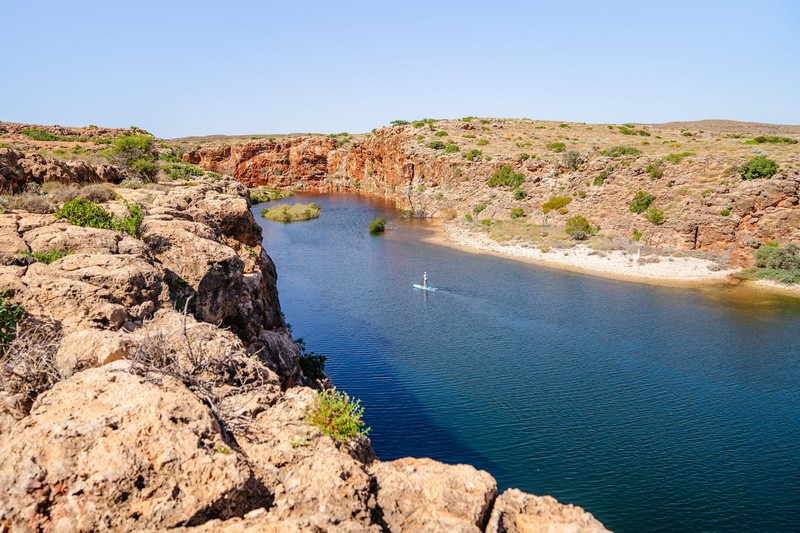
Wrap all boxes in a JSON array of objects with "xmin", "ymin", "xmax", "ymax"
[{"xmin": 254, "ymin": 194, "xmax": 800, "ymax": 533}]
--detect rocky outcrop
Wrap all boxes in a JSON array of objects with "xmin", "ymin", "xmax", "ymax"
[
  {"xmin": 184, "ymin": 120, "xmax": 800, "ymax": 266},
  {"xmin": 0, "ymin": 136, "xmax": 609, "ymax": 531},
  {"xmin": 486, "ymin": 489, "xmax": 610, "ymax": 533},
  {"xmin": 0, "ymin": 148, "xmax": 124, "ymax": 193}
]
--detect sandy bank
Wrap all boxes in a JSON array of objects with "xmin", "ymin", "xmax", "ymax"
[{"xmin": 422, "ymin": 223, "xmax": 738, "ymax": 288}]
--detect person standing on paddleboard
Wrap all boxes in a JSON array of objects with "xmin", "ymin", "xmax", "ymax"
[{"xmin": 423, "ymin": 271, "xmax": 428, "ymax": 288}]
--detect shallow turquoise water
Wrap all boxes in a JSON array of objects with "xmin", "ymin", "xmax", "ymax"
[{"xmin": 254, "ymin": 193, "xmax": 800, "ymax": 532}]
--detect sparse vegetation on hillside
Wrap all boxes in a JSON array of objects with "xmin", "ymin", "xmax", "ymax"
[
  {"xmin": 645, "ymin": 207, "xmax": 665, "ymax": 225},
  {"xmin": 600, "ymin": 146, "xmax": 641, "ymax": 158},
  {"xmin": 629, "ymin": 191, "xmax": 654, "ymax": 214},
  {"xmin": 464, "ymin": 149, "xmax": 482, "ymax": 161},
  {"xmin": 542, "ymin": 196, "xmax": 572, "ymax": 214},
  {"xmin": 163, "ymin": 162, "xmax": 203, "ymax": 181},
  {"xmin": 646, "ymin": 161, "xmax": 665, "ymax": 179},
  {"xmin": 739, "ymin": 156, "xmax": 779, "ymax": 180},
  {"xmin": 745, "ymin": 136, "xmax": 797, "ymax": 145},
  {"xmin": 546, "ymin": 142, "xmax": 566, "ymax": 153},
  {"xmin": 487, "ymin": 165, "xmax": 525, "ymax": 188},
  {"xmin": 510, "ymin": 207, "xmax": 525, "ymax": 219},
  {"xmin": 664, "ymin": 152, "xmax": 695, "ymax": 164}
]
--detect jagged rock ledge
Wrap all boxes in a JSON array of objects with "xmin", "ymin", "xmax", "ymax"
[{"xmin": 0, "ymin": 167, "xmax": 609, "ymax": 530}]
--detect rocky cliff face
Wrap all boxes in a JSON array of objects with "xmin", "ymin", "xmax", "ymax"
[
  {"xmin": 0, "ymin": 147, "xmax": 610, "ymax": 532},
  {"xmin": 183, "ymin": 119, "xmax": 800, "ymax": 265}
]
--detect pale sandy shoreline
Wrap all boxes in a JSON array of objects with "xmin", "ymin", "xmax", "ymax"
[{"xmin": 417, "ymin": 222, "xmax": 800, "ymax": 298}]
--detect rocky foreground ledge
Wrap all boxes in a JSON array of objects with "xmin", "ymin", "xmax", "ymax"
[{"xmin": 0, "ymin": 174, "xmax": 609, "ymax": 531}]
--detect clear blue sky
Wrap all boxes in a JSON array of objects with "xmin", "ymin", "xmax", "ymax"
[{"xmin": 4, "ymin": 0, "xmax": 798, "ymax": 138}]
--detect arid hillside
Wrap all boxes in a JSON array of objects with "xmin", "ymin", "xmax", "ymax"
[{"xmin": 178, "ymin": 118, "xmax": 800, "ymax": 266}]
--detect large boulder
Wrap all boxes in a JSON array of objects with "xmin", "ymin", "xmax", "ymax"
[
  {"xmin": 485, "ymin": 489, "xmax": 610, "ymax": 533},
  {"xmin": 0, "ymin": 363, "xmax": 270, "ymax": 532},
  {"xmin": 370, "ymin": 457, "xmax": 498, "ymax": 532}
]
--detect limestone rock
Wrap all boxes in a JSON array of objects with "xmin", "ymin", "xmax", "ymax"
[
  {"xmin": 370, "ymin": 457, "xmax": 498, "ymax": 532},
  {"xmin": 55, "ymin": 329, "xmax": 132, "ymax": 377},
  {"xmin": 0, "ymin": 364, "xmax": 270, "ymax": 532},
  {"xmin": 485, "ymin": 489, "xmax": 610, "ymax": 533}
]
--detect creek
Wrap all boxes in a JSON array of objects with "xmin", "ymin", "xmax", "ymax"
[{"xmin": 254, "ymin": 193, "xmax": 800, "ymax": 532}]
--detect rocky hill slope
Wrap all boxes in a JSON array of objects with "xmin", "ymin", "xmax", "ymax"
[
  {"xmin": 179, "ymin": 118, "xmax": 800, "ymax": 266},
  {"xmin": 0, "ymin": 126, "xmax": 609, "ymax": 532}
]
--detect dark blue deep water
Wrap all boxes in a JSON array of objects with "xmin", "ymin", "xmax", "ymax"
[{"xmin": 254, "ymin": 193, "xmax": 800, "ymax": 533}]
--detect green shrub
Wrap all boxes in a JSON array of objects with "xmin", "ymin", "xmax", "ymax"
[
  {"xmin": 474, "ymin": 204, "xmax": 487, "ymax": 214},
  {"xmin": 546, "ymin": 142, "xmax": 566, "ymax": 153},
  {"xmin": 262, "ymin": 203, "xmax": 321, "ymax": 223},
  {"xmin": 739, "ymin": 156, "xmax": 779, "ymax": 180},
  {"xmin": 477, "ymin": 139, "xmax": 489, "ymax": 146},
  {"xmin": 720, "ymin": 208, "xmax": 731, "ymax": 216},
  {"xmin": 464, "ymin": 149, "xmax": 482, "ymax": 161},
  {"xmin": 54, "ymin": 198, "xmax": 113, "ymax": 229},
  {"xmin": 368, "ymin": 217, "xmax": 387, "ymax": 233},
  {"xmin": 745, "ymin": 136, "xmax": 797, "ymax": 145},
  {"xmin": 480, "ymin": 219, "xmax": 492, "ymax": 226},
  {"xmin": 444, "ymin": 143, "xmax": 459, "ymax": 153},
  {"xmin": 645, "ymin": 207, "xmax": 665, "ymax": 225},
  {"xmin": 112, "ymin": 200, "xmax": 144, "ymax": 238},
  {"xmin": 632, "ymin": 228, "xmax": 642, "ymax": 241},
  {"xmin": 593, "ymin": 168, "xmax": 611, "ymax": 186},
  {"xmin": 563, "ymin": 150, "xmax": 582, "ymax": 170},
  {"xmin": 428, "ymin": 141, "xmax": 446, "ymax": 150},
  {"xmin": 510, "ymin": 207, "xmax": 525, "ymax": 219},
  {"xmin": 646, "ymin": 160, "xmax": 665, "ymax": 179},
  {"xmin": 434, "ymin": 131, "xmax": 448, "ymax": 137},
  {"xmin": 513, "ymin": 189, "xmax": 527, "ymax": 200},
  {"xmin": 304, "ymin": 388, "xmax": 370, "ymax": 442},
  {"xmin": 20, "ymin": 249, "xmax": 71, "ymax": 265},
  {"xmin": 110, "ymin": 134, "xmax": 158, "ymax": 179},
  {"xmin": 664, "ymin": 152, "xmax": 695, "ymax": 164},
  {"xmin": 250, "ymin": 187, "xmax": 294, "ymax": 204},
  {"xmin": 565, "ymin": 215, "xmax": 596, "ymax": 240},
  {"xmin": 158, "ymin": 152, "xmax": 182, "ymax": 163},
  {"xmin": 299, "ymin": 352, "xmax": 327, "ymax": 381},
  {"xmin": 0, "ymin": 294, "xmax": 25, "ymax": 348},
  {"xmin": 600, "ymin": 146, "xmax": 641, "ymax": 157},
  {"xmin": 487, "ymin": 165, "xmax": 525, "ymax": 188},
  {"xmin": 463, "ymin": 213, "xmax": 473, "ymax": 222},
  {"xmin": 390, "ymin": 119, "xmax": 409, "ymax": 126},
  {"xmin": 21, "ymin": 129, "xmax": 88, "ymax": 142},
  {"xmin": 629, "ymin": 191, "xmax": 654, "ymax": 213},
  {"xmin": 517, "ymin": 152, "xmax": 530, "ymax": 161},
  {"xmin": 542, "ymin": 196, "xmax": 572, "ymax": 213},
  {"xmin": 755, "ymin": 242, "xmax": 800, "ymax": 270},
  {"xmin": 559, "ymin": 123, "xmax": 570, "ymax": 128},
  {"xmin": 163, "ymin": 162, "xmax": 203, "ymax": 180}
]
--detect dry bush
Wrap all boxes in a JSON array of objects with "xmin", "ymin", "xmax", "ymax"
[
  {"xmin": 128, "ymin": 310, "xmax": 276, "ymax": 433},
  {"xmin": 0, "ymin": 322, "xmax": 62, "ymax": 416},
  {"xmin": 4, "ymin": 193, "xmax": 57, "ymax": 214},
  {"xmin": 77, "ymin": 184, "xmax": 116, "ymax": 203}
]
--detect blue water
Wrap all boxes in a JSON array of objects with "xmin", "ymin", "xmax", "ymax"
[{"xmin": 254, "ymin": 193, "xmax": 800, "ymax": 532}]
